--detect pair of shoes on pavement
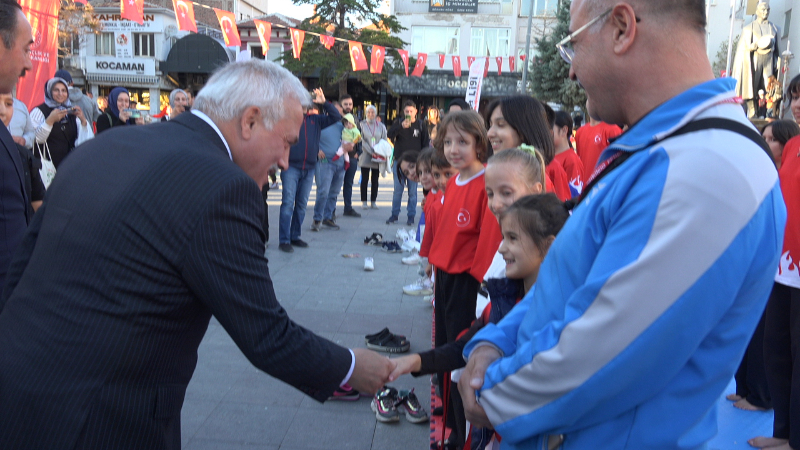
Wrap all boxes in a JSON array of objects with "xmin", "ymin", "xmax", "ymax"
[
  {"xmin": 278, "ymin": 239, "xmax": 309, "ymax": 253},
  {"xmin": 381, "ymin": 241, "xmax": 402, "ymax": 253},
  {"xmin": 371, "ymin": 386, "xmax": 428, "ymax": 423},
  {"xmin": 327, "ymin": 384, "xmax": 361, "ymax": 401},
  {"xmin": 401, "ymin": 252, "xmax": 421, "ymax": 265},
  {"xmin": 364, "ymin": 233, "xmax": 383, "ymax": 245},
  {"xmin": 365, "ymin": 328, "xmax": 409, "ymax": 353},
  {"xmin": 403, "ymin": 277, "xmax": 433, "ymax": 296},
  {"xmin": 363, "ymin": 202, "xmax": 378, "ymax": 210},
  {"xmin": 343, "ymin": 209, "xmax": 361, "ymax": 218}
]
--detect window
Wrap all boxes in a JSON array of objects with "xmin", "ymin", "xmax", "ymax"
[
  {"xmin": 784, "ymin": 9, "xmax": 791, "ymax": 38},
  {"xmin": 520, "ymin": 0, "xmax": 558, "ymax": 17},
  {"xmin": 411, "ymin": 26, "xmax": 460, "ymax": 55},
  {"xmin": 470, "ymin": 28, "xmax": 510, "ymax": 57},
  {"xmin": 250, "ymin": 45, "xmax": 284, "ymax": 63},
  {"xmin": 95, "ymin": 32, "xmax": 115, "ymax": 55},
  {"xmin": 133, "ymin": 33, "xmax": 155, "ymax": 57}
]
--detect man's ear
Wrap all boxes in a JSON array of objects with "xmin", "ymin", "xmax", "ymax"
[
  {"xmin": 610, "ymin": 4, "xmax": 637, "ymax": 56},
  {"xmin": 240, "ymin": 106, "xmax": 260, "ymax": 140}
]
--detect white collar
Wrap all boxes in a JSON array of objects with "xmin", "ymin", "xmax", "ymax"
[
  {"xmin": 456, "ymin": 168, "xmax": 485, "ymax": 186},
  {"xmin": 191, "ymin": 110, "xmax": 232, "ymax": 161}
]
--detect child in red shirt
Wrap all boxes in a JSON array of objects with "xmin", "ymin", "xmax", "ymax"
[{"xmin": 552, "ymin": 110, "xmax": 584, "ymax": 198}]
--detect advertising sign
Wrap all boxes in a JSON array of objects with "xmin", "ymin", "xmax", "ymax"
[
  {"xmin": 87, "ymin": 56, "xmax": 156, "ymax": 76},
  {"xmin": 429, "ymin": 0, "xmax": 478, "ymax": 14}
]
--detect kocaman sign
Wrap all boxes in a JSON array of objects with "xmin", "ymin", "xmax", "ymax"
[{"xmin": 87, "ymin": 56, "xmax": 156, "ymax": 76}]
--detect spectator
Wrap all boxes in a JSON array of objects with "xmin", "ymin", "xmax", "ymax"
[
  {"xmin": 448, "ymin": 98, "xmax": 470, "ymax": 112},
  {"xmin": 762, "ymin": 119, "xmax": 800, "ymax": 168},
  {"xmin": 162, "ymin": 88, "xmax": 189, "ymax": 122},
  {"xmin": 426, "ymin": 106, "xmax": 440, "ymax": 141},
  {"xmin": 55, "ymin": 69, "xmax": 100, "ymax": 124},
  {"xmin": 0, "ymin": 92, "xmax": 44, "ymax": 214},
  {"xmin": 8, "ymin": 96, "xmax": 34, "ymax": 148},
  {"xmin": 574, "ymin": 107, "xmax": 622, "ymax": 172},
  {"xmin": 339, "ymin": 95, "xmax": 361, "ymax": 218},
  {"xmin": 311, "ymin": 101, "xmax": 349, "ymax": 232},
  {"xmin": 359, "ymin": 105, "xmax": 386, "ymax": 210},
  {"xmin": 96, "ymin": 87, "xmax": 136, "ymax": 133},
  {"xmin": 29, "ymin": 76, "xmax": 94, "ymax": 168},
  {"xmin": 387, "ymin": 99, "xmax": 428, "ymax": 225}
]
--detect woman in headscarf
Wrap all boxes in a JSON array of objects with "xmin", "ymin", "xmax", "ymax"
[
  {"xmin": 358, "ymin": 105, "xmax": 387, "ymax": 209},
  {"xmin": 96, "ymin": 87, "xmax": 135, "ymax": 134},
  {"xmin": 29, "ymin": 76, "xmax": 94, "ymax": 169}
]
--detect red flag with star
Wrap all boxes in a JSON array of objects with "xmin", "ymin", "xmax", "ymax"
[
  {"xmin": 398, "ymin": 49, "xmax": 409, "ymax": 76},
  {"xmin": 121, "ymin": 0, "xmax": 144, "ymax": 25},
  {"xmin": 214, "ymin": 9, "xmax": 240, "ymax": 47},
  {"xmin": 439, "ymin": 54, "xmax": 445, "ymax": 68},
  {"xmin": 370, "ymin": 45, "xmax": 385, "ymax": 74},
  {"xmin": 172, "ymin": 0, "xmax": 197, "ymax": 32},
  {"xmin": 253, "ymin": 20, "xmax": 271, "ymax": 55},
  {"xmin": 320, "ymin": 35, "xmax": 334, "ymax": 50},
  {"xmin": 411, "ymin": 53, "xmax": 427, "ymax": 77},
  {"xmin": 509, "ymin": 56, "xmax": 515, "ymax": 72},
  {"xmin": 520, "ymin": 54, "xmax": 526, "ymax": 62},
  {"xmin": 496, "ymin": 56, "xmax": 503, "ymax": 75},
  {"xmin": 452, "ymin": 55, "xmax": 462, "ymax": 77},
  {"xmin": 290, "ymin": 28, "xmax": 305, "ymax": 59},
  {"xmin": 467, "ymin": 56, "xmax": 475, "ymax": 69},
  {"xmin": 348, "ymin": 41, "xmax": 368, "ymax": 71}
]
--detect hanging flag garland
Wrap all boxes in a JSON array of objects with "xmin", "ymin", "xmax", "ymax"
[
  {"xmin": 496, "ymin": 56, "xmax": 503, "ymax": 75},
  {"xmin": 397, "ymin": 49, "xmax": 409, "ymax": 77},
  {"xmin": 172, "ymin": 0, "xmax": 197, "ymax": 32},
  {"xmin": 320, "ymin": 34, "xmax": 335, "ymax": 50},
  {"xmin": 348, "ymin": 41, "xmax": 368, "ymax": 71},
  {"xmin": 452, "ymin": 55, "xmax": 462, "ymax": 77},
  {"xmin": 290, "ymin": 28, "xmax": 305, "ymax": 59},
  {"xmin": 411, "ymin": 53, "xmax": 427, "ymax": 77},
  {"xmin": 214, "ymin": 8, "xmax": 240, "ymax": 47},
  {"xmin": 509, "ymin": 56, "xmax": 515, "ymax": 72},
  {"xmin": 439, "ymin": 54, "xmax": 445, "ymax": 68},
  {"xmin": 254, "ymin": 19, "xmax": 271, "ymax": 55},
  {"xmin": 370, "ymin": 45, "xmax": 386, "ymax": 74},
  {"xmin": 120, "ymin": 0, "xmax": 144, "ymax": 25}
]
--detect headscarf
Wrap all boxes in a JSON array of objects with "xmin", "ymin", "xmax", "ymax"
[
  {"xmin": 168, "ymin": 88, "xmax": 187, "ymax": 107},
  {"xmin": 108, "ymin": 87, "xmax": 130, "ymax": 120},
  {"xmin": 43, "ymin": 77, "xmax": 71, "ymax": 109},
  {"xmin": 364, "ymin": 104, "xmax": 377, "ymax": 123}
]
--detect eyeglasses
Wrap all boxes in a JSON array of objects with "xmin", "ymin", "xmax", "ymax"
[{"xmin": 556, "ymin": 7, "xmax": 613, "ymax": 65}]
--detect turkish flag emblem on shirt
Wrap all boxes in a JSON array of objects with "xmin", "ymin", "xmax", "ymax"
[
  {"xmin": 398, "ymin": 49, "xmax": 409, "ymax": 77},
  {"xmin": 452, "ymin": 56, "xmax": 462, "ymax": 77},
  {"xmin": 214, "ymin": 9, "xmax": 240, "ymax": 47},
  {"xmin": 439, "ymin": 54, "xmax": 445, "ymax": 68},
  {"xmin": 172, "ymin": 0, "xmax": 197, "ymax": 32},
  {"xmin": 411, "ymin": 53, "xmax": 427, "ymax": 77},
  {"xmin": 320, "ymin": 35, "xmax": 335, "ymax": 50},
  {"xmin": 290, "ymin": 28, "xmax": 305, "ymax": 59},
  {"xmin": 254, "ymin": 20, "xmax": 271, "ymax": 55},
  {"xmin": 121, "ymin": 0, "xmax": 144, "ymax": 25},
  {"xmin": 509, "ymin": 56, "xmax": 515, "ymax": 72},
  {"xmin": 370, "ymin": 45, "xmax": 385, "ymax": 74},
  {"xmin": 496, "ymin": 56, "xmax": 503, "ymax": 75},
  {"xmin": 349, "ymin": 41, "xmax": 368, "ymax": 71}
]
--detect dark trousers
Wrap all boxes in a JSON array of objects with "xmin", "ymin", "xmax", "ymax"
[
  {"xmin": 261, "ymin": 184, "xmax": 269, "ymax": 242},
  {"xmin": 434, "ymin": 269, "xmax": 480, "ymax": 448},
  {"xmin": 764, "ymin": 282, "xmax": 800, "ymax": 447},
  {"xmin": 342, "ymin": 157, "xmax": 358, "ymax": 212},
  {"xmin": 361, "ymin": 168, "xmax": 379, "ymax": 202},
  {"xmin": 734, "ymin": 310, "xmax": 771, "ymax": 408}
]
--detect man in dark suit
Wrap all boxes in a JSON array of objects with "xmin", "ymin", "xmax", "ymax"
[
  {"xmin": 0, "ymin": 0, "xmax": 33, "ymax": 293},
  {"xmin": 0, "ymin": 59, "xmax": 394, "ymax": 450}
]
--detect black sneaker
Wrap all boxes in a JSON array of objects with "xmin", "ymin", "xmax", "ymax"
[
  {"xmin": 386, "ymin": 216, "xmax": 398, "ymax": 224},
  {"xmin": 311, "ymin": 220, "xmax": 321, "ymax": 232},
  {"xmin": 398, "ymin": 389, "xmax": 428, "ymax": 423},
  {"xmin": 322, "ymin": 219, "xmax": 340, "ymax": 230},
  {"xmin": 407, "ymin": 217, "xmax": 415, "ymax": 226},
  {"xmin": 371, "ymin": 386, "xmax": 400, "ymax": 423},
  {"xmin": 343, "ymin": 209, "xmax": 361, "ymax": 218},
  {"xmin": 290, "ymin": 239, "xmax": 309, "ymax": 248},
  {"xmin": 278, "ymin": 243, "xmax": 294, "ymax": 253}
]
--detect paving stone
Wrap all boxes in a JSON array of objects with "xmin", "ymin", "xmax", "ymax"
[
  {"xmin": 192, "ymin": 402, "xmax": 297, "ymax": 445},
  {"xmin": 281, "ymin": 409, "xmax": 375, "ymax": 450}
]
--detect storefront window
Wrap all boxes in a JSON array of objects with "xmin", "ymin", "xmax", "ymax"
[
  {"xmin": 133, "ymin": 33, "xmax": 155, "ymax": 57},
  {"xmin": 470, "ymin": 28, "xmax": 510, "ymax": 57},
  {"xmin": 411, "ymin": 26, "xmax": 460, "ymax": 55},
  {"xmin": 519, "ymin": 0, "xmax": 558, "ymax": 17},
  {"xmin": 95, "ymin": 32, "xmax": 116, "ymax": 55}
]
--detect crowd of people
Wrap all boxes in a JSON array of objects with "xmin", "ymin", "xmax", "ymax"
[{"xmin": 0, "ymin": 0, "xmax": 798, "ymax": 449}]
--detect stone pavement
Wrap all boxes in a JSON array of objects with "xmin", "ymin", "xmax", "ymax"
[{"xmin": 180, "ymin": 172, "xmax": 432, "ymax": 450}]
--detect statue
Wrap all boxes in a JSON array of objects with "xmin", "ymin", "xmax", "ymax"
[{"xmin": 732, "ymin": 1, "xmax": 781, "ymax": 118}]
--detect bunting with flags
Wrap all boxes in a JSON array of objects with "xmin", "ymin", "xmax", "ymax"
[
  {"xmin": 467, "ymin": 56, "xmax": 475, "ymax": 69},
  {"xmin": 439, "ymin": 54, "xmax": 445, "ymax": 68},
  {"xmin": 411, "ymin": 53, "xmax": 427, "ymax": 77},
  {"xmin": 398, "ymin": 49, "xmax": 409, "ymax": 77},
  {"xmin": 452, "ymin": 55, "xmax": 462, "ymax": 77},
  {"xmin": 320, "ymin": 35, "xmax": 335, "ymax": 50},
  {"xmin": 172, "ymin": 0, "xmax": 197, "ymax": 32},
  {"xmin": 496, "ymin": 56, "xmax": 503, "ymax": 75},
  {"xmin": 370, "ymin": 45, "xmax": 385, "ymax": 74},
  {"xmin": 290, "ymin": 28, "xmax": 305, "ymax": 59},
  {"xmin": 120, "ymin": 0, "xmax": 143, "ymax": 25},
  {"xmin": 214, "ymin": 8, "xmax": 240, "ymax": 47},
  {"xmin": 254, "ymin": 20, "xmax": 271, "ymax": 55},
  {"xmin": 520, "ymin": 54, "xmax": 526, "ymax": 61},
  {"xmin": 509, "ymin": 56, "xmax": 515, "ymax": 72},
  {"xmin": 348, "ymin": 41, "xmax": 368, "ymax": 71}
]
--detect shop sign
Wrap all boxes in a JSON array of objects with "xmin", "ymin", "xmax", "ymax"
[
  {"xmin": 87, "ymin": 56, "xmax": 156, "ymax": 76},
  {"xmin": 429, "ymin": 0, "xmax": 478, "ymax": 14},
  {"xmin": 94, "ymin": 13, "xmax": 163, "ymax": 32}
]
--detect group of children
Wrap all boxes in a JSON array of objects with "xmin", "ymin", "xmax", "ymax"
[{"xmin": 383, "ymin": 109, "xmax": 574, "ymax": 450}]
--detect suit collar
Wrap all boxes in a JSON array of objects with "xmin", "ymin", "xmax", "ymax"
[
  {"xmin": 171, "ymin": 112, "xmax": 230, "ymax": 158},
  {"xmin": 0, "ymin": 125, "xmax": 30, "ymax": 223}
]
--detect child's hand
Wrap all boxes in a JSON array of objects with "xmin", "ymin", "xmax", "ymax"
[
  {"xmin": 421, "ymin": 196, "xmax": 427, "ymax": 209},
  {"xmin": 388, "ymin": 354, "xmax": 422, "ymax": 381}
]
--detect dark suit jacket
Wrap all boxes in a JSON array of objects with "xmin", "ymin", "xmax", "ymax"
[
  {"xmin": 0, "ymin": 113, "xmax": 352, "ymax": 450},
  {"xmin": 0, "ymin": 125, "xmax": 30, "ymax": 293}
]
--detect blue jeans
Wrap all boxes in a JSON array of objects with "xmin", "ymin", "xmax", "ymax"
[
  {"xmin": 313, "ymin": 160, "xmax": 345, "ymax": 221},
  {"xmin": 279, "ymin": 166, "xmax": 315, "ymax": 244},
  {"xmin": 342, "ymin": 156, "xmax": 358, "ymax": 212},
  {"xmin": 391, "ymin": 161, "xmax": 418, "ymax": 219}
]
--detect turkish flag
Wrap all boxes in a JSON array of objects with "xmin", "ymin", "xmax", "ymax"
[
  {"xmin": 253, "ymin": 20, "xmax": 271, "ymax": 55},
  {"xmin": 121, "ymin": 0, "xmax": 144, "ymax": 25},
  {"xmin": 348, "ymin": 41, "xmax": 368, "ymax": 71},
  {"xmin": 214, "ymin": 9, "xmax": 240, "ymax": 47},
  {"xmin": 439, "ymin": 54, "xmax": 445, "ymax": 68},
  {"xmin": 172, "ymin": 0, "xmax": 197, "ymax": 33},
  {"xmin": 370, "ymin": 45, "xmax": 385, "ymax": 74},
  {"xmin": 411, "ymin": 53, "xmax": 427, "ymax": 77},
  {"xmin": 290, "ymin": 28, "xmax": 305, "ymax": 59},
  {"xmin": 320, "ymin": 35, "xmax": 335, "ymax": 50},
  {"xmin": 467, "ymin": 56, "xmax": 476, "ymax": 69},
  {"xmin": 398, "ymin": 49, "xmax": 409, "ymax": 77},
  {"xmin": 496, "ymin": 56, "xmax": 503, "ymax": 75},
  {"xmin": 452, "ymin": 55, "xmax": 461, "ymax": 77},
  {"xmin": 520, "ymin": 54, "xmax": 526, "ymax": 61},
  {"xmin": 509, "ymin": 56, "xmax": 515, "ymax": 72},
  {"xmin": 16, "ymin": 0, "xmax": 59, "ymax": 109}
]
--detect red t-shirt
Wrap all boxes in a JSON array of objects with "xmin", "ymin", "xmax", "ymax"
[
  {"xmin": 554, "ymin": 149, "xmax": 585, "ymax": 197},
  {"xmin": 575, "ymin": 122, "xmax": 623, "ymax": 173},
  {"xmin": 546, "ymin": 160, "xmax": 572, "ymax": 201},
  {"xmin": 420, "ymin": 189, "xmax": 443, "ymax": 258},
  {"xmin": 777, "ymin": 136, "xmax": 800, "ymax": 289},
  {"xmin": 428, "ymin": 170, "xmax": 502, "ymax": 282}
]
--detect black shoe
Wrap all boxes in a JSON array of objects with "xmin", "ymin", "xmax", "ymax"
[
  {"xmin": 407, "ymin": 217, "xmax": 415, "ymax": 226},
  {"xmin": 290, "ymin": 239, "xmax": 309, "ymax": 248},
  {"xmin": 386, "ymin": 216, "xmax": 398, "ymax": 224},
  {"xmin": 278, "ymin": 243, "xmax": 294, "ymax": 253},
  {"xmin": 343, "ymin": 209, "xmax": 361, "ymax": 218},
  {"xmin": 322, "ymin": 219, "xmax": 340, "ymax": 230}
]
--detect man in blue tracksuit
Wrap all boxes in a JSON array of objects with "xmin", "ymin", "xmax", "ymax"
[
  {"xmin": 460, "ymin": 2, "xmax": 787, "ymax": 449},
  {"xmin": 278, "ymin": 88, "xmax": 341, "ymax": 253}
]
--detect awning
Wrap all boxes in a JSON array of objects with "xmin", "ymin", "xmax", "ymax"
[
  {"xmin": 86, "ymin": 74, "xmax": 161, "ymax": 85},
  {"xmin": 389, "ymin": 71, "xmax": 521, "ymax": 97},
  {"xmin": 163, "ymin": 34, "xmax": 230, "ymax": 74}
]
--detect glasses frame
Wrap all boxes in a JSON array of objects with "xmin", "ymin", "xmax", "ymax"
[{"xmin": 556, "ymin": 7, "xmax": 613, "ymax": 65}]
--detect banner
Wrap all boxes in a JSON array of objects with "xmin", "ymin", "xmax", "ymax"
[
  {"xmin": 370, "ymin": 45, "xmax": 385, "ymax": 74},
  {"xmin": 465, "ymin": 57, "xmax": 485, "ymax": 111},
  {"xmin": 439, "ymin": 54, "xmax": 445, "ymax": 68},
  {"xmin": 254, "ymin": 20, "xmax": 271, "ymax": 55},
  {"xmin": 214, "ymin": 8, "xmax": 240, "ymax": 47},
  {"xmin": 452, "ymin": 55, "xmax": 462, "ymax": 77},
  {"xmin": 509, "ymin": 55, "xmax": 515, "ymax": 72},
  {"xmin": 348, "ymin": 41, "xmax": 368, "ymax": 71},
  {"xmin": 172, "ymin": 0, "xmax": 197, "ymax": 33},
  {"xmin": 17, "ymin": 0, "xmax": 60, "ymax": 110},
  {"xmin": 411, "ymin": 53, "xmax": 427, "ymax": 77},
  {"xmin": 290, "ymin": 28, "xmax": 304, "ymax": 59},
  {"xmin": 398, "ymin": 49, "xmax": 409, "ymax": 77},
  {"xmin": 496, "ymin": 56, "xmax": 503, "ymax": 75},
  {"xmin": 319, "ymin": 34, "xmax": 334, "ymax": 50},
  {"xmin": 114, "ymin": 31, "xmax": 133, "ymax": 58},
  {"xmin": 120, "ymin": 0, "xmax": 144, "ymax": 25}
]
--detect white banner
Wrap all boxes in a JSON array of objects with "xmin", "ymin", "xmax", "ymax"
[
  {"xmin": 86, "ymin": 56, "xmax": 156, "ymax": 76},
  {"xmin": 465, "ymin": 57, "xmax": 486, "ymax": 111},
  {"xmin": 114, "ymin": 31, "xmax": 133, "ymax": 58}
]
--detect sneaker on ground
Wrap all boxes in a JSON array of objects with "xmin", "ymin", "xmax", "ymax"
[
  {"xmin": 398, "ymin": 389, "xmax": 428, "ymax": 423},
  {"xmin": 371, "ymin": 202, "xmax": 379, "ymax": 209},
  {"xmin": 403, "ymin": 278, "xmax": 433, "ymax": 296},
  {"xmin": 362, "ymin": 202, "xmax": 369, "ymax": 210},
  {"xmin": 402, "ymin": 253, "xmax": 421, "ymax": 265},
  {"xmin": 407, "ymin": 217, "xmax": 415, "ymax": 226},
  {"xmin": 278, "ymin": 243, "xmax": 294, "ymax": 253},
  {"xmin": 396, "ymin": 228, "xmax": 411, "ymax": 242},
  {"xmin": 371, "ymin": 386, "xmax": 400, "ymax": 423},
  {"xmin": 311, "ymin": 220, "xmax": 321, "ymax": 232},
  {"xmin": 386, "ymin": 215, "xmax": 398, "ymax": 224},
  {"xmin": 364, "ymin": 257, "xmax": 374, "ymax": 271},
  {"xmin": 423, "ymin": 294, "xmax": 434, "ymax": 305},
  {"xmin": 328, "ymin": 385, "xmax": 361, "ymax": 401},
  {"xmin": 322, "ymin": 219, "xmax": 340, "ymax": 230},
  {"xmin": 343, "ymin": 209, "xmax": 361, "ymax": 217},
  {"xmin": 290, "ymin": 239, "xmax": 309, "ymax": 248}
]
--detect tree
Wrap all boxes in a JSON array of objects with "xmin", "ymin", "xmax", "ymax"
[
  {"xmin": 530, "ymin": 0, "xmax": 585, "ymax": 112},
  {"xmin": 283, "ymin": 0, "xmax": 406, "ymax": 97},
  {"xmin": 58, "ymin": 1, "xmax": 102, "ymax": 60},
  {"xmin": 712, "ymin": 35, "xmax": 739, "ymax": 78}
]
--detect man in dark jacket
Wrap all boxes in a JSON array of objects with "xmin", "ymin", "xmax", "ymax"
[
  {"xmin": 387, "ymin": 99, "xmax": 428, "ymax": 225},
  {"xmin": 278, "ymin": 88, "xmax": 341, "ymax": 253}
]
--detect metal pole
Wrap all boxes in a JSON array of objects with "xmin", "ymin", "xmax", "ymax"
[
  {"xmin": 520, "ymin": 0, "xmax": 537, "ymax": 93},
  {"xmin": 725, "ymin": 0, "xmax": 736, "ymax": 76}
]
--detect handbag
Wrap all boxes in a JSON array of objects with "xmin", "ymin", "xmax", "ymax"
[{"xmin": 35, "ymin": 142, "xmax": 57, "ymax": 189}]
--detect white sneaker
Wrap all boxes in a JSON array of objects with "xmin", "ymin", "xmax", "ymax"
[
  {"xmin": 396, "ymin": 228, "xmax": 411, "ymax": 242},
  {"xmin": 423, "ymin": 294, "xmax": 434, "ymax": 306},
  {"xmin": 364, "ymin": 257, "xmax": 374, "ymax": 271},
  {"xmin": 269, "ymin": 182, "xmax": 278, "ymax": 190},
  {"xmin": 403, "ymin": 278, "xmax": 432, "ymax": 296},
  {"xmin": 371, "ymin": 202, "xmax": 379, "ymax": 209},
  {"xmin": 402, "ymin": 253, "xmax": 421, "ymax": 265},
  {"xmin": 362, "ymin": 202, "xmax": 369, "ymax": 210}
]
